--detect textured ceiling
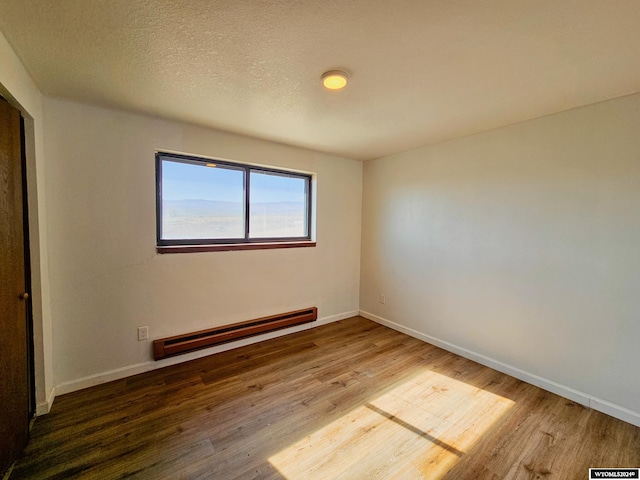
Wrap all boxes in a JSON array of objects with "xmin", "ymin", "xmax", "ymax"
[{"xmin": 1, "ymin": 1, "xmax": 640, "ymax": 160}]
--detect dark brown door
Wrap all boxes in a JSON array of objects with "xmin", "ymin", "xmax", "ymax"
[{"xmin": 0, "ymin": 99, "xmax": 30, "ymax": 474}]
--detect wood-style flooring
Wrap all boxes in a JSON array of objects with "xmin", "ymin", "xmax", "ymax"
[{"xmin": 10, "ymin": 317, "xmax": 640, "ymax": 479}]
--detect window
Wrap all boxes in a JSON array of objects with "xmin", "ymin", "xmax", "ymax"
[{"xmin": 156, "ymin": 152, "xmax": 313, "ymax": 252}]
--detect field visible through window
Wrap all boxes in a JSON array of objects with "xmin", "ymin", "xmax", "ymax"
[{"xmin": 157, "ymin": 154, "xmax": 311, "ymax": 245}]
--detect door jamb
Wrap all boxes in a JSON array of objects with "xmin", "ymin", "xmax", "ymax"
[{"xmin": 19, "ymin": 114, "xmax": 36, "ymax": 419}]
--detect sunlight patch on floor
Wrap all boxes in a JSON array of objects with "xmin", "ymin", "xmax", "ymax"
[{"xmin": 268, "ymin": 369, "xmax": 514, "ymax": 479}]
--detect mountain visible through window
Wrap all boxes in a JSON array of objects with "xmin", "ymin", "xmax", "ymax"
[{"xmin": 156, "ymin": 153, "xmax": 312, "ymax": 248}]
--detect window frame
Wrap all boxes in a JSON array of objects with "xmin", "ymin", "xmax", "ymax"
[{"xmin": 155, "ymin": 152, "xmax": 314, "ymax": 251}]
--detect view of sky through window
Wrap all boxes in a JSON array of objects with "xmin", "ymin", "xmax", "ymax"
[
  {"xmin": 161, "ymin": 160, "xmax": 245, "ymax": 240},
  {"xmin": 160, "ymin": 159, "xmax": 308, "ymax": 241},
  {"xmin": 250, "ymin": 170, "xmax": 307, "ymax": 238}
]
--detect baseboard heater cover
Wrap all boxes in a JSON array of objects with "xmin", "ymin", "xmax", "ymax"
[{"xmin": 153, "ymin": 307, "xmax": 318, "ymax": 360}]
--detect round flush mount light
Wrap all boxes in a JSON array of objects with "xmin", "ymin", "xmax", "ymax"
[{"xmin": 321, "ymin": 70, "xmax": 349, "ymax": 90}]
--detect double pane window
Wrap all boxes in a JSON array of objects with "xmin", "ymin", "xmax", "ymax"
[{"xmin": 156, "ymin": 153, "xmax": 311, "ymax": 246}]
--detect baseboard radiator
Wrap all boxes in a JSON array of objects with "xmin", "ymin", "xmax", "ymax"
[{"xmin": 153, "ymin": 307, "xmax": 318, "ymax": 360}]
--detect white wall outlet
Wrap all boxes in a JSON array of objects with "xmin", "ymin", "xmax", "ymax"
[
  {"xmin": 137, "ymin": 326, "xmax": 149, "ymax": 341},
  {"xmin": 379, "ymin": 294, "xmax": 386, "ymax": 304}
]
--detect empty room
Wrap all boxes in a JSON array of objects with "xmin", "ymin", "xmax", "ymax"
[{"xmin": 1, "ymin": 1, "xmax": 639, "ymax": 479}]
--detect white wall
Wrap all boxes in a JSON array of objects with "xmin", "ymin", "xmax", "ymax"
[
  {"xmin": 43, "ymin": 97, "xmax": 362, "ymax": 391},
  {"xmin": 0, "ymin": 31, "xmax": 54, "ymax": 414},
  {"xmin": 360, "ymin": 92, "xmax": 640, "ymax": 425}
]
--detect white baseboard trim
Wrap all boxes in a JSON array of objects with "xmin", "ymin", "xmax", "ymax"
[
  {"xmin": 35, "ymin": 386, "xmax": 56, "ymax": 416},
  {"xmin": 359, "ymin": 310, "xmax": 640, "ymax": 428},
  {"xmin": 589, "ymin": 398, "xmax": 640, "ymax": 428},
  {"xmin": 52, "ymin": 310, "xmax": 359, "ymax": 399}
]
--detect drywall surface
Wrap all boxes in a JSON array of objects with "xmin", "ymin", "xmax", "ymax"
[
  {"xmin": 361, "ymin": 93, "xmax": 640, "ymax": 418},
  {"xmin": 43, "ymin": 97, "xmax": 362, "ymax": 387},
  {"xmin": 0, "ymin": 30, "xmax": 54, "ymax": 413}
]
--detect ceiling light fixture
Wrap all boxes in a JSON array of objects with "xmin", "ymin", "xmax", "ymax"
[{"xmin": 321, "ymin": 70, "xmax": 349, "ymax": 90}]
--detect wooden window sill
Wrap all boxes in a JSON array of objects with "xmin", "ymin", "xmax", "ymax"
[{"xmin": 157, "ymin": 241, "xmax": 316, "ymax": 254}]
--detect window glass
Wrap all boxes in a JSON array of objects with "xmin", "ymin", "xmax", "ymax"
[
  {"xmin": 249, "ymin": 171, "xmax": 308, "ymax": 239},
  {"xmin": 161, "ymin": 160, "xmax": 245, "ymax": 240},
  {"xmin": 156, "ymin": 153, "xmax": 312, "ymax": 246}
]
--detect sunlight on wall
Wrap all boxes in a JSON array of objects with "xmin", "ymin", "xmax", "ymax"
[{"xmin": 268, "ymin": 369, "xmax": 514, "ymax": 479}]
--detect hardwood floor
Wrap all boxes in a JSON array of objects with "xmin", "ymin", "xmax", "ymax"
[{"xmin": 11, "ymin": 317, "xmax": 640, "ymax": 479}]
